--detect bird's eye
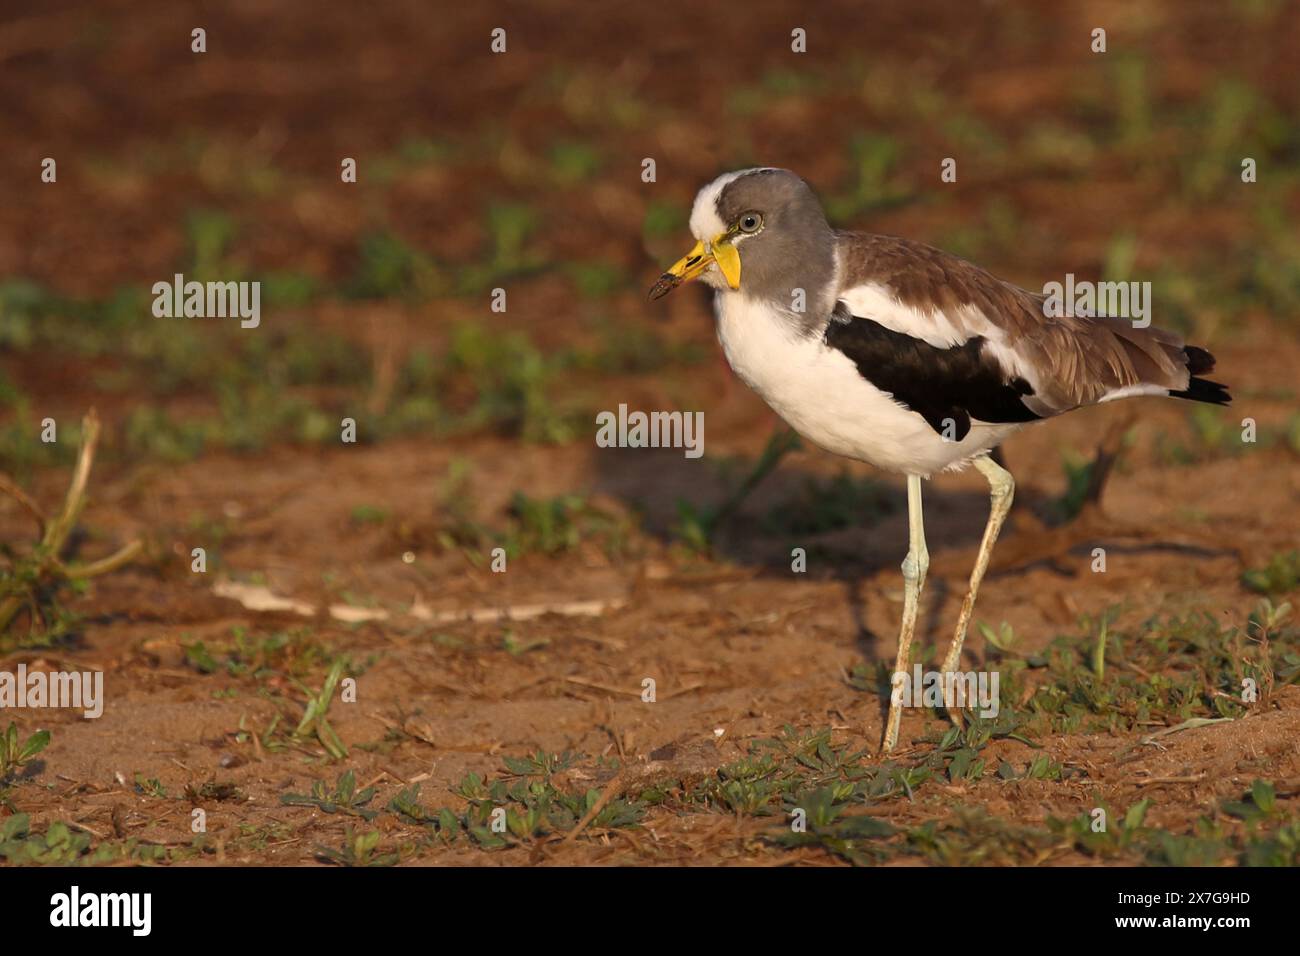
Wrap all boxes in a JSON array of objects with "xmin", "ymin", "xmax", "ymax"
[{"xmin": 738, "ymin": 212, "xmax": 763, "ymax": 233}]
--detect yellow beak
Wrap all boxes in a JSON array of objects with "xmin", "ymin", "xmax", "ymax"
[{"xmin": 648, "ymin": 235, "xmax": 741, "ymax": 300}]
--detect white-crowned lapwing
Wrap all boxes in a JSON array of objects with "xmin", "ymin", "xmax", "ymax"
[{"xmin": 650, "ymin": 167, "xmax": 1229, "ymax": 751}]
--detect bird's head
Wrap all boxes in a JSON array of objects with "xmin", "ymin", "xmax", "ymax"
[{"xmin": 649, "ymin": 167, "xmax": 834, "ymax": 302}]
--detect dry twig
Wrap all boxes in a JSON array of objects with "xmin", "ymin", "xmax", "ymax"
[{"xmin": 0, "ymin": 409, "xmax": 142, "ymax": 635}]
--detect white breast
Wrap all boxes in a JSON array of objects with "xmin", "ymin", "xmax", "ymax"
[{"xmin": 714, "ymin": 293, "xmax": 1022, "ymax": 477}]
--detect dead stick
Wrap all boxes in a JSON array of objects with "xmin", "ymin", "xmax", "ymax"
[
  {"xmin": 0, "ymin": 473, "xmax": 47, "ymax": 536},
  {"xmin": 563, "ymin": 771, "xmax": 627, "ymax": 844},
  {"xmin": 563, "ymin": 676, "xmax": 643, "ymax": 698},
  {"xmin": 1135, "ymin": 774, "xmax": 1207, "ymax": 786},
  {"xmin": 0, "ymin": 409, "xmax": 139, "ymax": 634},
  {"xmin": 61, "ymin": 540, "xmax": 144, "ymax": 579},
  {"xmin": 43, "ymin": 409, "xmax": 100, "ymax": 552}
]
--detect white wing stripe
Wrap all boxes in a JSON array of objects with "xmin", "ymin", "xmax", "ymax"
[{"xmin": 836, "ymin": 282, "xmax": 969, "ymax": 348}]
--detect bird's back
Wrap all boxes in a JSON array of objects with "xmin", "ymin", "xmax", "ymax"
[{"xmin": 832, "ymin": 231, "xmax": 1228, "ymax": 416}]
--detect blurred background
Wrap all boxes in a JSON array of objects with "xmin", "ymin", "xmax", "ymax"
[
  {"xmin": 2, "ymin": 0, "xmax": 1299, "ymax": 628},
  {"xmin": 1, "ymin": 0, "xmax": 1299, "ymax": 867}
]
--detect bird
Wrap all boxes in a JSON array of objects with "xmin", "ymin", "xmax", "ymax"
[{"xmin": 648, "ymin": 167, "xmax": 1229, "ymax": 752}]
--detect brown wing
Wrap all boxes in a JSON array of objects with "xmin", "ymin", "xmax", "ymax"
[{"xmin": 835, "ymin": 232, "xmax": 1199, "ymax": 415}]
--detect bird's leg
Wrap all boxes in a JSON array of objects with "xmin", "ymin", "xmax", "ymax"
[
  {"xmin": 940, "ymin": 454, "xmax": 1014, "ymax": 726},
  {"xmin": 883, "ymin": 474, "xmax": 928, "ymax": 752}
]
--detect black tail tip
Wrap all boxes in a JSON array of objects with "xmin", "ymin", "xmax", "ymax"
[
  {"xmin": 1172, "ymin": 345, "xmax": 1230, "ymax": 405},
  {"xmin": 1184, "ymin": 345, "xmax": 1217, "ymax": 376},
  {"xmin": 1171, "ymin": 376, "xmax": 1231, "ymax": 406}
]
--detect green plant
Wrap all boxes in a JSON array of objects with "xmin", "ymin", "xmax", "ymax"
[
  {"xmin": 763, "ymin": 470, "xmax": 894, "ymax": 537},
  {"xmin": 315, "ymin": 827, "xmax": 400, "ymax": 866},
  {"xmin": 0, "ymin": 723, "xmax": 50, "ymax": 780},
  {"xmin": 1, "ymin": 411, "xmax": 142, "ymax": 644},
  {"xmin": 292, "ymin": 658, "xmax": 350, "ymax": 759},
  {"xmin": 0, "ymin": 815, "xmax": 90, "ymax": 864},
  {"xmin": 282, "ymin": 770, "xmax": 378, "ymax": 819},
  {"xmin": 1242, "ymin": 551, "xmax": 1300, "ymax": 595},
  {"xmin": 673, "ymin": 428, "xmax": 802, "ymax": 553}
]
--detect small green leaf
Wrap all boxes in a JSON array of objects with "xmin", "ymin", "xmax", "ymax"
[
  {"xmin": 1251, "ymin": 779, "xmax": 1276, "ymax": 815},
  {"xmin": 18, "ymin": 729, "xmax": 50, "ymax": 761},
  {"xmin": 1124, "ymin": 799, "xmax": 1150, "ymax": 832}
]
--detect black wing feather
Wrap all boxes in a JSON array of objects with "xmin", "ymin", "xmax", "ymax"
[{"xmin": 823, "ymin": 303, "xmax": 1041, "ymax": 440}]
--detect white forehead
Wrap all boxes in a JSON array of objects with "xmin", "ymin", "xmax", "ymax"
[{"xmin": 688, "ymin": 168, "xmax": 773, "ymax": 241}]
